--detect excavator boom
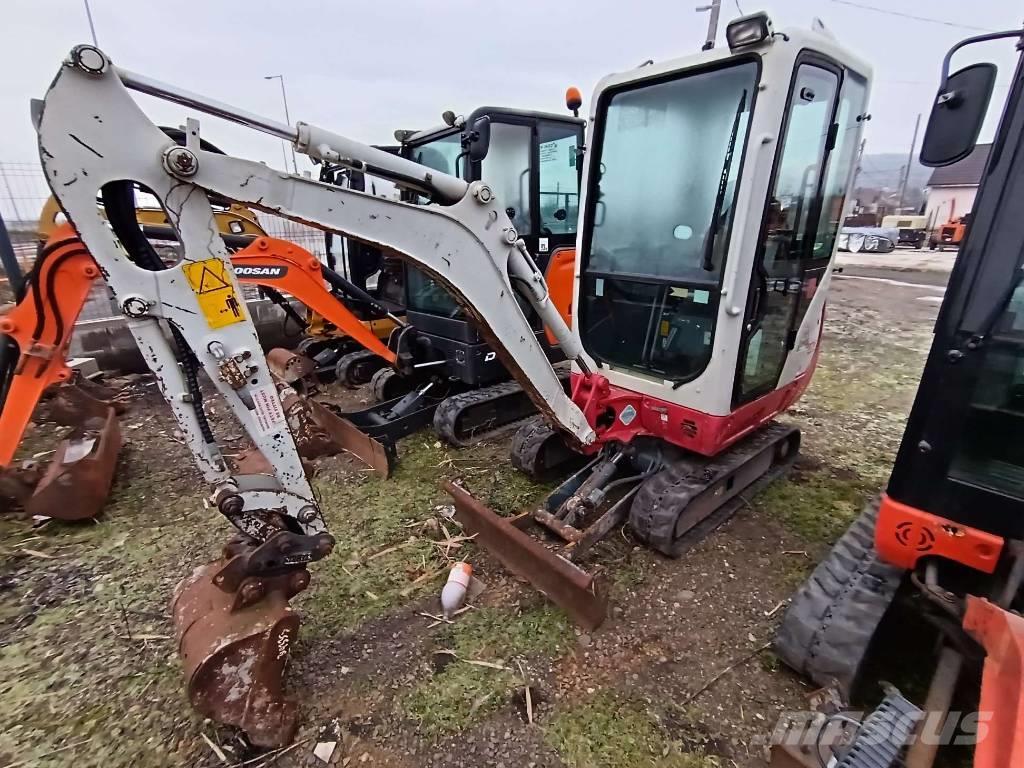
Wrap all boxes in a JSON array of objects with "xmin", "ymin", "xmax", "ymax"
[
  {"xmin": 38, "ymin": 45, "xmax": 594, "ymax": 453},
  {"xmin": 32, "ymin": 44, "xmax": 597, "ymax": 745}
]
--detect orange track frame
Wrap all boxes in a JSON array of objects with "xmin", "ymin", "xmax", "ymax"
[
  {"xmin": 0, "ymin": 232, "xmax": 396, "ymax": 466},
  {"xmin": 875, "ymin": 493, "xmax": 1004, "ymax": 574}
]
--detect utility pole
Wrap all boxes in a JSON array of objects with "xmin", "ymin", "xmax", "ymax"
[
  {"xmin": 83, "ymin": 0, "xmax": 99, "ymax": 46},
  {"xmin": 264, "ymin": 75, "xmax": 299, "ymax": 174},
  {"xmin": 850, "ymin": 138, "xmax": 867, "ymax": 213},
  {"xmin": 696, "ymin": 0, "xmax": 722, "ymax": 51},
  {"xmin": 897, "ymin": 113, "xmax": 922, "ymax": 211}
]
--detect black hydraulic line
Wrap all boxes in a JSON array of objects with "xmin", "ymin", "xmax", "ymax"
[
  {"xmin": 0, "ymin": 335, "xmax": 17, "ymax": 416},
  {"xmin": 102, "ymin": 179, "xmax": 216, "ymax": 444},
  {"xmin": 320, "ymin": 264, "xmax": 405, "ymax": 325},
  {"xmin": 42, "ymin": 247, "xmax": 88, "ymax": 348},
  {"xmin": 0, "ymin": 211, "xmax": 25, "ymax": 302},
  {"xmin": 25, "ymin": 235, "xmax": 78, "ymax": 341},
  {"xmin": 261, "ymin": 285, "xmax": 308, "ymax": 331},
  {"xmin": 169, "ymin": 322, "xmax": 215, "ymax": 444}
]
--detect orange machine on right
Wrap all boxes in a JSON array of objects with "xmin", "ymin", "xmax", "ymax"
[{"xmin": 777, "ymin": 26, "xmax": 1024, "ymax": 768}]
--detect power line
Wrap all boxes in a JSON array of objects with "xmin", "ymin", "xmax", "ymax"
[{"xmin": 829, "ymin": 0, "xmax": 996, "ymax": 33}]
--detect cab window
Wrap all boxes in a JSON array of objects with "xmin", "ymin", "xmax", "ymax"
[{"xmin": 538, "ymin": 123, "xmax": 580, "ymax": 236}]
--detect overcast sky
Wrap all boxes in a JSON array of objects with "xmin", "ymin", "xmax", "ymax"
[{"xmin": 2, "ymin": 0, "xmax": 1020, "ymax": 175}]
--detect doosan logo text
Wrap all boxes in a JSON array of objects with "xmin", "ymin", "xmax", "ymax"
[{"xmin": 235, "ymin": 265, "xmax": 287, "ymax": 278}]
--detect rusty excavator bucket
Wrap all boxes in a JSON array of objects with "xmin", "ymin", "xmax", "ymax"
[
  {"xmin": 261, "ymin": 350, "xmax": 396, "ymax": 478},
  {"xmin": 20, "ymin": 382, "xmax": 125, "ymax": 521},
  {"xmin": 234, "ymin": 387, "xmax": 395, "ymax": 478},
  {"xmin": 171, "ymin": 533, "xmax": 331, "ymax": 748},
  {"xmin": 28, "ymin": 405, "xmax": 122, "ymax": 521}
]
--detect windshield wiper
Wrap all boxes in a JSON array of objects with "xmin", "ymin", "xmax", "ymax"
[{"xmin": 702, "ymin": 89, "xmax": 748, "ymax": 272}]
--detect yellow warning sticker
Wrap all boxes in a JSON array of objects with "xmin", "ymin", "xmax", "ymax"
[{"xmin": 182, "ymin": 258, "xmax": 246, "ymax": 329}]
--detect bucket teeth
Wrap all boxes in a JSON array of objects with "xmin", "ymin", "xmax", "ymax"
[{"xmin": 171, "ymin": 547, "xmax": 312, "ymax": 748}]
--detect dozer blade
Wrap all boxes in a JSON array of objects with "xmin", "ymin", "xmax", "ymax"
[
  {"xmin": 277, "ymin": 390, "xmax": 395, "ymax": 477},
  {"xmin": 27, "ymin": 407, "xmax": 121, "ymax": 521},
  {"xmin": 305, "ymin": 397, "xmax": 395, "ymax": 478},
  {"xmin": 171, "ymin": 545, "xmax": 313, "ymax": 748},
  {"xmin": 445, "ymin": 481, "xmax": 607, "ymax": 630}
]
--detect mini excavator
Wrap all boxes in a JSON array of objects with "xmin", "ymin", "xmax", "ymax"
[{"xmin": 32, "ymin": 11, "xmax": 868, "ymax": 745}]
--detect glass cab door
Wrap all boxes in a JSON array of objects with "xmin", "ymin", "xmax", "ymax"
[
  {"xmin": 735, "ymin": 59, "xmax": 867, "ymax": 403},
  {"xmin": 578, "ymin": 59, "xmax": 758, "ymax": 384}
]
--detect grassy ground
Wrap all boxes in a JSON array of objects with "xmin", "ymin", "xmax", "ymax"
[{"xmin": 0, "ymin": 275, "xmax": 944, "ymax": 767}]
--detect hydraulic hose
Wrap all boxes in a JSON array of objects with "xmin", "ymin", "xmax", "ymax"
[
  {"xmin": 320, "ymin": 265, "xmax": 405, "ymax": 327},
  {"xmin": 101, "ymin": 178, "xmax": 216, "ymax": 445}
]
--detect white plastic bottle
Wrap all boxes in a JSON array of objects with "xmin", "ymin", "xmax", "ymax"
[{"xmin": 441, "ymin": 562, "xmax": 473, "ymax": 619}]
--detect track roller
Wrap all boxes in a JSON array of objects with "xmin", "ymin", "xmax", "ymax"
[
  {"xmin": 370, "ymin": 366, "xmax": 416, "ymax": 402},
  {"xmin": 334, "ymin": 349, "xmax": 388, "ymax": 388}
]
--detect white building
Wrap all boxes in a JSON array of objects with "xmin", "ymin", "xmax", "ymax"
[{"xmin": 924, "ymin": 143, "xmax": 990, "ymax": 230}]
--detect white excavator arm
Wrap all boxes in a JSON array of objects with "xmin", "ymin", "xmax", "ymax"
[{"xmin": 35, "ymin": 45, "xmax": 595, "ymax": 535}]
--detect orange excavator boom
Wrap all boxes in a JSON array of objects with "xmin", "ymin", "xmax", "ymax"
[{"xmin": 0, "ymin": 230, "xmax": 397, "ymax": 466}]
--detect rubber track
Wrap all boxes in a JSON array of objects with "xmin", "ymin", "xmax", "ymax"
[
  {"xmin": 370, "ymin": 367, "xmax": 414, "ymax": 402},
  {"xmin": 629, "ymin": 422, "xmax": 796, "ymax": 557},
  {"xmin": 434, "ymin": 366, "xmax": 570, "ymax": 448},
  {"xmin": 510, "ymin": 416, "xmax": 558, "ymax": 477},
  {"xmin": 335, "ymin": 349, "xmax": 385, "ymax": 388},
  {"xmin": 773, "ymin": 497, "xmax": 905, "ymax": 698},
  {"xmin": 433, "ymin": 379, "xmax": 528, "ymax": 447}
]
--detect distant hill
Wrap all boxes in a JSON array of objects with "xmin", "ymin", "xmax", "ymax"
[{"xmin": 857, "ymin": 152, "xmax": 931, "ymax": 190}]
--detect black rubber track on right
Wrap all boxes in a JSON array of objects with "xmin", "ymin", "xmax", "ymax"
[{"xmin": 773, "ymin": 497, "xmax": 905, "ymax": 698}]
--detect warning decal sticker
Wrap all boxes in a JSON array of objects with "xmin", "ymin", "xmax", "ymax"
[
  {"xmin": 251, "ymin": 384, "xmax": 287, "ymax": 436},
  {"xmin": 182, "ymin": 258, "xmax": 246, "ymax": 329}
]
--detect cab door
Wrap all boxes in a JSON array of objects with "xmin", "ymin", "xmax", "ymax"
[
  {"xmin": 734, "ymin": 58, "xmax": 868, "ymax": 404},
  {"xmin": 536, "ymin": 119, "xmax": 583, "ymax": 260},
  {"xmin": 468, "ymin": 114, "xmax": 583, "ymax": 270}
]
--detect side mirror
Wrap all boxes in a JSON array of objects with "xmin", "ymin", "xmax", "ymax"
[
  {"xmin": 467, "ymin": 116, "xmax": 490, "ymax": 163},
  {"xmin": 920, "ymin": 63, "xmax": 997, "ymax": 167},
  {"xmin": 554, "ymin": 208, "xmax": 568, "ymax": 221}
]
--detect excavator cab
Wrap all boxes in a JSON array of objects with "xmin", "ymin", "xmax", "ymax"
[
  {"xmin": 332, "ymin": 108, "xmax": 586, "ymax": 448},
  {"xmin": 571, "ymin": 17, "xmax": 869, "ymax": 444},
  {"xmin": 397, "ymin": 108, "xmax": 583, "ymax": 387}
]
